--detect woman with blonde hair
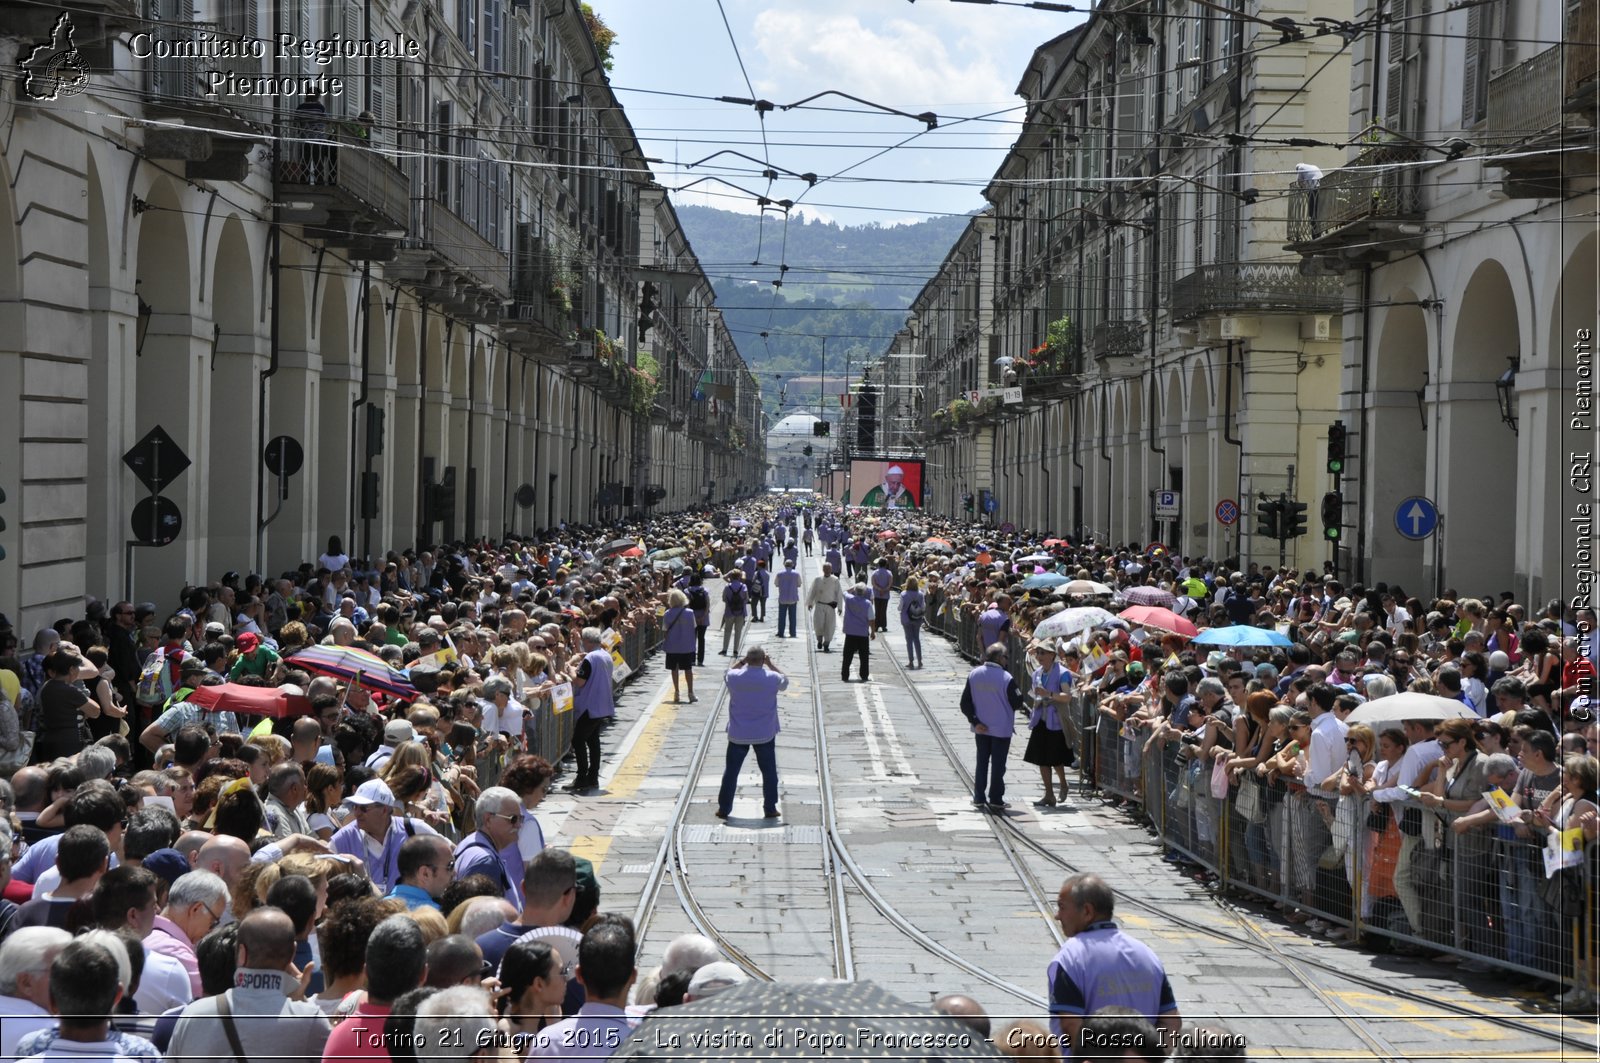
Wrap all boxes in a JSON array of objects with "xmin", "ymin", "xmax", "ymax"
[
  {"xmin": 382, "ymin": 740, "xmax": 455, "ymax": 833},
  {"xmin": 245, "ymin": 732, "xmax": 291, "ymax": 768},
  {"xmin": 659, "ymin": 588, "xmax": 698, "ymax": 703}
]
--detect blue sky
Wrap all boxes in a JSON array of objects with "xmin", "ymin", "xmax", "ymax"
[{"xmin": 599, "ymin": 0, "xmax": 1087, "ymax": 226}]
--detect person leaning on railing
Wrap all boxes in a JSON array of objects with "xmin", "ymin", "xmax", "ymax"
[{"xmin": 1412, "ymin": 717, "xmax": 1496, "ymax": 969}]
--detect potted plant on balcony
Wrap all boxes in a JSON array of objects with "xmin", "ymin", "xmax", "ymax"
[
  {"xmin": 630, "ymin": 352, "xmax": 661, "ymax": 418},
  {"xmin": 948, "ymin": 397, "xmax": 974, "ymax": 425},
  {"xmin": 550, "ymin": 261, "xmax": 579, "ymax": 315}
]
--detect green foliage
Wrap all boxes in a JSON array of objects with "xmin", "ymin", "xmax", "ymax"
[
  {"xmin": 675, "ymin": 205, "xmax": 973, "ymax": 421},
  {"xmin": 581, "ymin": 4, "xmax": 617, "ymax": 71}
]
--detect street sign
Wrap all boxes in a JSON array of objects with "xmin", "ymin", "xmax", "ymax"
[
  {"xmin": 1215, "ymin": 498, "xmax": 1239, "ymax": 526},
  {"xmin": 982, "ymin": 495, "xmax": 999, "ymax": 514},
  {"xmin": 122, "ymin": 425, "xmax": 190, "ymax": 495},
  {"xmin": 131, "ymin": 495, "xmax": 182, "ymax": 546},
  {"xmin": 264, "ymin": 435, "xmax": 304, "ymax": 478},
  {"xmin": 1153, "ymin": 490, "xmax": 1180, "ymax": 519},
  {"xmin": 999, "ymin": 521, "xmax": 1015, "ymax": 533},
  {"xmin": 965, "ymin": 387, "xmax": 1024, "ymax": 404},
  {"xmin": 1395, "ymin": 496, "xmax": 1440, "ymax": 541}
]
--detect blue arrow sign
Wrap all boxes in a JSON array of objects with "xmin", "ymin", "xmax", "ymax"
[
  {"xmin": 1394, "ymin": 496, "xmax": 1439, "ymax": 540},
  {"xmin": 983, "ymin": 496, "xmax": 999, "ymax": 514}
]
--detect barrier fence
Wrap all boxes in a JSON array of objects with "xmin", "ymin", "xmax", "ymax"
[{"xmin": 920, "ymin": 586, "xmax": 1598, "ymax": 997}]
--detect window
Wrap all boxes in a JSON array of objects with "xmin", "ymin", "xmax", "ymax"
[
  {"xmin": 1384, "ymin": 0, "xmax": 1427, "ymax": 134},
  {"xmin": 458, "ymin": 0, "xmax": 478, "ymax": 56}
]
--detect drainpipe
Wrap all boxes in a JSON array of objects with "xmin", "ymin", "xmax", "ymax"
[
  {"xmin": 1070, "ymin": 393, "xmax": 1084, "ymax": 540},
  {"xmin": 416, "ymin": 300, "xmax": 429, "ymax": 548},
  {"xmin": 1099, "ymin": 386, "xmax": 1111, "ymax": 542},
  {"xmin": 255, "ymin": 213, "xmax": 281, "ymax": 576},
  {"xmin": 1223, "ymin": 339, "xmax": 1244, "ymax": 566},
  {"xmin": 568, "ymin": 382, "xmax": 581, "ymax": 524},
  {"xmin": 1354, "ymin": 269, "xmax": 1372, "ymax": 585},
  {"xmin": 350, "ymin": 261, "xmax": 371, "ymax": 560}
]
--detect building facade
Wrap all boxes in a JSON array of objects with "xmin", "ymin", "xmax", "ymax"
[
  {"xmin": 911, "ymin": 0, "xmax": 1594, "ymax": 600},
  {"xmin": 0, "ymin": 0, "xmax": 763, "ymax": 630}
]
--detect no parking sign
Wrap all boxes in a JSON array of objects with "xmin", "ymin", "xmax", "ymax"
[{"xmin": 1215, "ymin": 498, "xmax": 1239, "ymax": 525}]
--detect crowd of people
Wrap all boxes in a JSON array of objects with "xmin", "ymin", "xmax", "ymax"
[{"xmin": 0, "ymin": 494, "xmax": 1592, "ymax": 1062}]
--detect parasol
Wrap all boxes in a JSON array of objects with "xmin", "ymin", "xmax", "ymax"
[
  {"xmin": 597, "ymin": 538, "xmax": 638, "ymax": 558},
  {"xmin": 1056, "ymin": 579, "xmax": 1113, "ymax": 596},
  {"xmin": 1345, "ymin": 692, "xmax": 1480, "ymax": 732},
  {"xmin": 286, "ymin": 645, "xmax": 418, "ymax": 700},
  {"xmin": 1031, "ymin": 606, "xmax": 1118, "ymax": 640},
  {"xmin": 185, "ymin": 683, "xmax": 313, "ymax": 720},
  {"xmin": 1117, "ymin": 605, "xmax": 1198, "ymax": 638},
  {"xmin": 1021, "ymin": 572, "xmax": 1070, "ymax": 590},
  {"xmin": 1191, "ymin": 625, "xmax": 1293, "ymax": 648},
  {"xmin": 1122, "ymin": 585, "xmax": 1177, "ymax": 608}
]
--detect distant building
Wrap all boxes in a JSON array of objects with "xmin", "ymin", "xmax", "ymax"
[{"xmin": 767, "ymin": 414, "xmax": 825, "ymax": 490}]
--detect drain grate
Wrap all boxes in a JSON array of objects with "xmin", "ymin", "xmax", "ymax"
[
  {"xmin": 679, "ymin": 825, "xmax": 825, "ymax": 845},
  {"xmin": 619, "ymin": 864, "xmax": 654, "ymax": 874},
  {"xmin": 900, "ymin": 861, "xmax": 971, "ymax": 874}
]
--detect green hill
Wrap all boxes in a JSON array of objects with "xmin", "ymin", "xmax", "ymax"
[{"xmin": 674, "ymin": 204, "xmax": 973, "ymax": 422}]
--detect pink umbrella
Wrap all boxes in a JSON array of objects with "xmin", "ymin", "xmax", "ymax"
[
  {"xmin": 1118, "ymin": 605, "xmax": 1198, "ymax": 638},
  {"xmin": 1123, "ymin": 585, "xmax": 1176, "ymax": 608}
]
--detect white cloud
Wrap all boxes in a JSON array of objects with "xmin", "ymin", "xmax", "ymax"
[{"xmin": 748, "ymin": 9, "xmax": 1014, "ymax": 111}]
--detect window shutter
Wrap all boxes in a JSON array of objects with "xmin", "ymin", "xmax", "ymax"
[
  {"xmin": 371, "ymin": 57, "xmax": 393, "ymax": 148},
  {"xmin": 298, "ymin": 0, "xmax": 312, "ymax": 77},
  {"xmin": 340, "ymin": 5, "xmax": 360, "ymax": 116},
  {"xmin": 1461, "ymin": 2, "xmax": 1483, "ymax": 126},
  {"xmin": 1384, "ymin": 0, "xmax": 1408, "ymax": 129}
]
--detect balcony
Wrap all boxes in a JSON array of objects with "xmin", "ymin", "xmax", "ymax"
[
  {"xmin": 1484, "ymin": 24, "xmax": 1600, "ymax": 198},
  {"xmin": 1171, "ymin": 263, "xmax": 1341, "ymax": 322},
  {"xmin": 140, "ymin": 19, "xmax": 267, "ymax": 180},
  {"xmin": 429, "ymin": 204, "xmax": 511, "ymax": 301},
  {"xmin": 1285, "ymin": 145, "xmax": 1426, "ymax": 263},
  {"xmin": 1087, "ymin": 319, "xmax": 1146, "ymax": 379},
  {"xmin": 501, "ymin": 235, "xmax": 574, "ymax": 344},
  {"xmin": 275, "ymin": 133, "xmax": 411, "ymax": 260}
]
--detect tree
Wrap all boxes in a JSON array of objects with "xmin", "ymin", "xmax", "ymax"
[{"xmin": 581, "ymin": 4, "xmax": 617, "ymax": 72}]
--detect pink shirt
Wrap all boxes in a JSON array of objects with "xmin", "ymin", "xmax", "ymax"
[
  {"xmin": 322, "ymin": 1001, "xmax": 393, "ymax": 1061},
  {"xmin": 147, "ymin": 914, "xmax": 202, "ymax": 997}
]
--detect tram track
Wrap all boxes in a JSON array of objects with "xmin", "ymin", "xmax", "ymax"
[
  {"xmin": 891, "ymin": 614, "xmax": 1597, "ymax": 1054},
  {"xmin": 800, "ymin": 537, "xmax": 1045, "ymax": 1009}
]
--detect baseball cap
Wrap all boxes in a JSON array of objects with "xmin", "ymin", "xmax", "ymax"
[
  {"xmin": 383, "ymin": 719, "xmax": 416, "ymax": 745},
  {"xmin": 347, "ymin": 779, "xmax": 401, "ymax": 808},
  {"xmin": 687, "ymin": 961, "xmax": 747, "ymax": 1000},
  {"xmin": 142, "ymin": 849, "xmax": 192, "ymax": 887}
]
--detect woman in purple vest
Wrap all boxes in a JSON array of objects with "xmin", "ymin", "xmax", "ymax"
[{"xmin": 661, "ymin": 590, "xmax": 699, "ymax": 703}]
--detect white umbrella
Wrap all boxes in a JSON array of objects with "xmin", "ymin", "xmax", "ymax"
[
  {"xmin": 1055, "ymin": 579, "xmax": 1113, "ymax": 597},
  {"xmin": 1345, "ymin": 692, "xmax": 1479, "ymax": 732},
  {"xmin": 1032, "ymin": 606, "xmax": 1119, "ymax": 641}
]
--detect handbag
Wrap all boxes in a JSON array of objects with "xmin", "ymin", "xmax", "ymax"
[
  {"xmin": 0, "ymin": 731, "xmax": 33, "ymax": 775},
  {"xmin": 1235, "ymin": 776, "xmax": 1266, "ymax": 824},
  {"xmin": 1210, "ymin": 756, "xmax": 1231, "ymax": 799}
]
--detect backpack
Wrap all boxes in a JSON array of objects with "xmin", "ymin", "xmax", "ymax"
[
  {"xmin": 687, "ymin": 587, "xmax": 709, "ymax": 612},
  {"xmin": 906, "ymin": 597, "xmax": 926, "ymax": 623},
  {"xmin": 135, "ymin": 648, "xmax": 181, "ymax": 707},
  {"xmin": 729, "ymin": 584, "xmax": 748, "ymax": 611}
]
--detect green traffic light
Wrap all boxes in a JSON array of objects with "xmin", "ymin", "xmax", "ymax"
[
  {"xmin": 1324, "ymin": 526, "xmax": 1341, "ymax": 541},
  {"xmin": 1327, "ymin": 458, "xmax": 1344, "ymax": 474}
]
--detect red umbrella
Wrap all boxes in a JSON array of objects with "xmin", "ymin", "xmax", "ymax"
[
  {"xmin": 1043, "ymin": 538, "xmax": 1068, "ymax": 547},
  {"xmin": 876, "ymin": 530, "xmax": 899, "ymax": 540},
  {"xmin": 620, "ymin": 546, "xmax": 645, "ymax": 557},
  {"xmin": 185, "ymin": 683, "xmax": 312, "ymax": 719},
  {"xmin": 1118, "ymin": 605, "xmax": 1198, "ymax": 638}
]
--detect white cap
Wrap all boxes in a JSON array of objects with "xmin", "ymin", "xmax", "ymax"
[
  {"xmin": 885, "ymin": 465, "xmax": 904, "ymax": 476},
  {"xmin": 686, "ymin": 961, "xmax": 747, "ymax": 1000},
  {"xmin": 383, "ymin": 718, "xmax": 416, "ymax": 745},
  {"xmin": 346, "ymin": 779, "xmax": 401, "ymax": 808}
]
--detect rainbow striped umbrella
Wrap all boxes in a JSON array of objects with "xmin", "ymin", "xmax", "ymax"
[{"xmin": 286, "ymin": 644, "xmax": 417, "ymax": 699}]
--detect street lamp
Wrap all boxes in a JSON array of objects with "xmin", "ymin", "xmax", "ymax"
[{"xmin": 1495, "ymin": 357, "xmax": 1518, "ymax": 434}]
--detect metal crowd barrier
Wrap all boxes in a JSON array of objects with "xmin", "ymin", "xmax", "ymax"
[
  {"xmin": 519, "ymin": 610, "xmax": 662, "ymax": 773},
  {"xmin": 914, "ymin": 598, "xmax": 1599, "ymax": 995}
]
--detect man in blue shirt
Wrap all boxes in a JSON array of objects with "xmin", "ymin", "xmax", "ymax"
[
  {"xmin": 773, "ymin": 560, "xmax": 803, "ymax": 639},
  {"xmin": 1047, "ymin": 873, "xmax": 1180, "ymax": 1052},
  {"xmin": 385, "ymin": 835, "xmax": 452, "ymax": 911},
  {"xmin": 717, "ymin": 647, "xmax": 789, "ymax": 820},
  {"xmin": 452, "ymin": 787, "xmax": 527, "ymax": 909}
]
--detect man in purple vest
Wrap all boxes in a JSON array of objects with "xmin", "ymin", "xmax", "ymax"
[
  {"xmin": 870, "ymin": 558, "xmax": 894, "ymax": 633},
  {"xmin": 960, "ymin": 643, "xmax": 1029, "ymax": 811},
  {"xmin": 716, "ymin": 646, "xmax": 789, "ymax": 820},
  {"xmin": 841, "ymin": 584, "xmax": 876, "ymax": 683},
  {"xmin": 566, "ymin": 628, "xmax": 614, "ymax": 793},
  {"xmin": 773, "ymin": 559, "xmax": 802, "ymax": 639}
]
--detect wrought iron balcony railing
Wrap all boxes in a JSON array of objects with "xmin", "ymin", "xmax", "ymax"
[
  {"xmin": 1286, "ymin": 145, "xmax": 1425, "ymax": 249},
  {"xmin": 1171, "ymin": 263, "xmax": 1341, "ymax": 321},
  {"xmin": 1087, "ymin": 319, "xmax": 1146, "ymax": 359}
]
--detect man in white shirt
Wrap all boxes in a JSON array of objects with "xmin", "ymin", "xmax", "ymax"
[
  {"xmin": 0, "ymin": 927, "xmax": 70, "ymax": 1058},
  {"xmin": 1382, "ymin": 594, "xmax": 1412, "ymax": 637},
  {"xmin": 1370, "ymin": 718, "xmax": 1442, "ymax": 940},
  {"xmin": 89, "ymin": 865, "xmax": 193, "ymax": 1015}
]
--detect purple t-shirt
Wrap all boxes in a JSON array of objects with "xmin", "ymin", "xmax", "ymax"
[
  {"xmin": 662, "ymin": 606, "xmax": 697, "ymax": 653},
  {"xmin": 1047, "ymin": 922, "xmax": 1177, "ymax": 1044}
]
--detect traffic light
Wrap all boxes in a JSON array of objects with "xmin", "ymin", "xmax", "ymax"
[
  {"xmin": 365, "ymin": 403, "xmax": 385, "ymax": 458},
  {"xmin": 1321, "ymin": 491, "xmax": 1343, "ymax": 541},
  {"xmin": 1326, "ymin": 420, "xmax": 1346, "ymax": 475},
  {"xmin": 1282, "ymin": 499, "xmax": 1309, "ymax": 539},
  {"xmin": 1254, "ymin": 496, "xmax": 1280, "ymax": 540},
  {"xmin": 964, "ymin": 492, "xmax": 975, "ymax": 514},
  {"xmin": 802, "ymin": 445, "xmax": 813, "ymax": 457},
  {"xmin": 812, "ymin": 420, "xmax": 830, "ymax": 437},
  {"xmin": 360, "ymin": 471, "xmax": 381, "ymax": 519},
  {"xmin": 637, "ymin": 282, "xmax": 658, "ymax": 339}
]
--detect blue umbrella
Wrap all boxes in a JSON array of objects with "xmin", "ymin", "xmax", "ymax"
[
  {"xmin": 1191, "ymin": 625, "xmax": 1294, "ymax": 648},
  {"xmin": 1022, "ymin": 572, "xmax": 1070, "ymax": 590}
]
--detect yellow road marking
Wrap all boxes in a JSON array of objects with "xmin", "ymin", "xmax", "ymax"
[
  {"xmin": 605, "ymin": 687, "xmax": 682, "ymax": 800},
  {"xmin": 567, "ymin": 835, "xmax": 613, "ymax": 873}
]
